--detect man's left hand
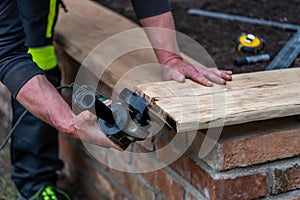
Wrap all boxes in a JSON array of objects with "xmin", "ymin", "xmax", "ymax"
[{"xmin": 162, "ymin": 57, "xmax": 232, "ymax": 86}]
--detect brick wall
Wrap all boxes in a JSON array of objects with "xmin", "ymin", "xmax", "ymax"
[{"xmin": 56, "ymin": 45, "xmax": 300, "ymax": 200}]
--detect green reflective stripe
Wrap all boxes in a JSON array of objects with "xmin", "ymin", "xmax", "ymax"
[
  {"xmin": 45, "ymin": 186, "xmax": 55, "ymax": 195},
  {"xmin": 46, "ymin": 0, "xmax": 57, "ymax": 38},
  {"xmin": 29, "ymin": 185, "xmax": 71, "ymax": 200},
  {"xmin": 28, "ymin": 46, "xmax": 57, "ymax": 70}
]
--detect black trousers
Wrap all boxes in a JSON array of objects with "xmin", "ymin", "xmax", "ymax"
[
  {"xmin": 11, "ymin": 0, "xmax": 63, "ymax": 198},
  {"xmin": 11, "ymin": 67, "xmax": 63, "ymax": 198}
]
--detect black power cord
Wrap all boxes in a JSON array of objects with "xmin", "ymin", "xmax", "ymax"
[
  {"xmin": 0, "ymin": 110, "xmax": 27, "ymax": 150},
  {"xmin": 0, "ymin": 83, "xmax": 75, "ymax": 151}
]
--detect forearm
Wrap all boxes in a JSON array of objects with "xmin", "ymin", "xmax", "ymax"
[
  {"xmin": 139, "ymin": 11, "xmax": 232, "ymax": 85},
  {"xmin": 15, "ymin": 75, "xmax": 121, "ymax": 149},
  {"xmin": 16, "ymin": 74, "xmax": 77, "ymax": 138},
  {"xmin": 140, "ymin": 12, "xmax": 182, "ymax": 65}
]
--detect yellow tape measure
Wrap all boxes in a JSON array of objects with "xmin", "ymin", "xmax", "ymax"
[{"xmin": 236, "ymin": 33, "xmax": 264, "ymax": 54}]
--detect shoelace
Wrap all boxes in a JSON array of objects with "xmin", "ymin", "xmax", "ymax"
[{"xmin": 29, "ymin": 186, "xmax": 71, "ymax": 200}]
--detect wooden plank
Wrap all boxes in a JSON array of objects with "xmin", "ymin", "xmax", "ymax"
[
  {"xmin": 55, "ymin": 0, "xmax": 300, "ymax": 132},
  {"xmin": 55, "ymin": 0, "xmax": 137, "ymax": 62},
  {"xmin": 55, "ymin": 0, "xmax": 201, "ymax": 93},
  {"xmin": 134, "ymin": 68, "xmax": 300, "ymax": 132},
  {"xmin": 55, "ymin": 0, "xmax": 165, "ymax": 93}
]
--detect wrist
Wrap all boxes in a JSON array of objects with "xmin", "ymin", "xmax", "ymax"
[
  {"xmin": 56, "ymin": 116, "xmax": 79, "ymax": 140},
  {"xmin": 156, "ymin": 49, "xmax": 183, "ymax": 66},
  {"xmin": 163, "ymin": 55, "xmax": 183, "ymax": 66}
]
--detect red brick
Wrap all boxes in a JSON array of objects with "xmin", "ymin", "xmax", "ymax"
[
  {"xmin": 131, "ymin": 147, "xmax": 167, "ymax": 173},
  {"xmin": 272, "ymin": 164, "xmax": 300, "ymax": 194},
  {"xmin": 287, "ymin": 197, "xmax": 300, "ymax": 200},
  {"xmin": 143, "ymin": 170, "xmax": 185, "ymax": 200},
  {"xmin": 212, "ymin": 174, "xmax": 268, "ymax": 200},
  {"xmin": 170, "ymin": 153, "xmax": 268, "ymax": 200},
  {"xmin": 80, "ymin": 178, "xmax": 104, "ymax": 200},
  {"xmin": 156, "ymin": 129, "xmax": 194, "ymax": 180},
  {"xmin": 93, "ymin": 170, "xmax": 126, "ymax": 200},
  {"xmin": 186, "ymin": 193, "xmax": 199, "ymax": 200},
  {"xmin": 191, "ymin": 117, "xmax": 300, "ymax": 171},
  {"xmin": 59, "ymin": 136, "xmax": 89, "ymax": 173},
  {"xmin": 59, "ymin": 136, "xmax": 127, "ymax": 200},
  {"xmin": 170, "ymin": 154, "xmax": 193, "ymax": 183},
  {"xmin": 110, "ymin": 169, "xmax": 155, "ymax": 200},
  {"xmin": 221, "ymin": 130, "xmax": 299, "ymax": 170},
  {"xmin": 185, "ymin": 158, "xmax": 211, "ymax": 198}
]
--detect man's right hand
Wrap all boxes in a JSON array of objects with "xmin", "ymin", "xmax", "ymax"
[{"xmin": 17, "ymin": 74, "xmax": 122, "ymax": 150}]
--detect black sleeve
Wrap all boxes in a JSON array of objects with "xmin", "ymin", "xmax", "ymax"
[
  {"xmin": 0, "ymin": 48, "xmax": 45, "ymax": 98},
  {"xmin": 131, "ymin": 0, "xmax": 171, "ymax": 20},
  {"xmin": 0, "ymin": 0, "xmax": 44, "ymax": 98}
]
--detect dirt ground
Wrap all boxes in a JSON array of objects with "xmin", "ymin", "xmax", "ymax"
[
  {"xmin": 96, "ymin": 0, "xmax": 300, "ymax": 73},
  {"xmin": 1, "ymin": 0, "xmax": 300, "ymax": 199},
  {"xmin": 0, "ymin": 147, "xmax": 17, "ymax": 200}
]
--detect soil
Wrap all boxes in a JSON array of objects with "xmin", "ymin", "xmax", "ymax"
[{"xmin": 95, "ymin": 0, "xmax": 300, "ymax": 74}]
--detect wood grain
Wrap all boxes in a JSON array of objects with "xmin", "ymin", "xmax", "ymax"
[
  {"xmin": 55, "ymin": 0, "xmax": 300, "ymax": 132},
  {"xmin": 135, "ymin": 68, "xmax": 300, "ymax": 132},
  {"xmin": 55, "ymin": 0, "xmax": 164, "ymax": 93},
  {"xmin": 55, "ymin": 0, "xmax": 203, "ymax": 93}
]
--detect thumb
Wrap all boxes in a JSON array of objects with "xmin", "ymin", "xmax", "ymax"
[{"xmin": 162, "ymin": 67, "xmax": 185, "ymax": 82}]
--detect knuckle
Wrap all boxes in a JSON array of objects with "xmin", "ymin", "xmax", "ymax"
[{"xmin": 82, "ymin": 111, "xmax": 91, "ymax": 119}]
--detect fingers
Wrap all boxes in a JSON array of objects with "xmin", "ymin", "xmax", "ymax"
[
  {"xmin": 99, "ymin": 135, "xmax": 124, "ymax": 150},
  {"xmin": 163, "ymin": 61, "xmax": 233, "ymax": 86},
  {"xmin": 183, "ymin": 61, "xmax": 233, "ymax": 85},
  {"xmin": 162, "ymin": 65, "xmax": 185, "ymax": 82},
  {"xmin": 209, "ymin": 68, "xmax": 232, "ymax": 81},
  {"xmin": 74, "ymin": 111, "xmax": 123, "ymax": 150},
  {"xmin": 185, "ymin": 68, "xmax": 213, "ymax": 86},
  {"xmin": 221, "ymin": 70, "xmax": 233, "ymax": 81},
  {"xmin": 202, "ymin": 69, "xmax": 226, "ymax": 85},
  {"xmin": 82, "ymin": 110, "xmax": 97, "ymax": 121},
  {"xmin": 197, "ymin": 67, "xmax": 232, "ymax": 83}
]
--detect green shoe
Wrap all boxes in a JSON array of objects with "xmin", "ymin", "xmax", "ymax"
[{"xmin": 28, "ymin": 185, "xmax": 71, "ymax": 200}]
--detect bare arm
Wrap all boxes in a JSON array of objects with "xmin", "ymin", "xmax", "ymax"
[
  {"xmin": 140, "ymin": 12, "xmax": 232, "ymax": 86},
  {"xmin": 17, "ymin": 74, "xmax": 75, "ymax": 135},
  {"xmin": 16, "ymin": 74, "xmax": 119, "ymax": 149}
]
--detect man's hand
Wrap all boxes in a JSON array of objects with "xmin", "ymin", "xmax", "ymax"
[
  {"xmin": 73, "ymin": 111, "xmax": 122, "ymax": 150},
  {"xmin": 162, "ymin": 57, "xmax": 232, "ymax": 86},
  {"xmin": 17, "ymin": 75, "xmax": 121, "ymax": 150},
  {"xmin": 140, "ymin": 11, "xmax": 232, "ymax": 86}
]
